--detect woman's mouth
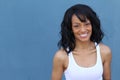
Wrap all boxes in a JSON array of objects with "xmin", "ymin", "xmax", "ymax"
[{"xmin": 80, "ymin": 33, "xmax": 88, "ymax": 38}]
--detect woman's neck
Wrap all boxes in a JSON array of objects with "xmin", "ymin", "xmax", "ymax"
[{"xmin": 74, "ymin": 41, "xmax": 94, "ymax": 51}]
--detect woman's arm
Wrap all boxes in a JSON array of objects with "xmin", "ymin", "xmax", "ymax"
[
  {"xmin": 100, "ymin": 44, "xmax": 112, "ymax": 80},
  {"xmin": 51, "ymin": 50, "xmax": 67, "ymax": 80}
]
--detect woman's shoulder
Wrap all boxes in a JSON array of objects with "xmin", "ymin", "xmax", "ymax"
[
  {"xmin": 99, "ymin": 43, "xmax": 112, "ymax": 61},
  {"xmin": 53, "ymin": 49, "xmax": 68, "ymax": 63},
  {"xmin": 99, "ymin": 43, "xmax": 111, "ymax": 54}
]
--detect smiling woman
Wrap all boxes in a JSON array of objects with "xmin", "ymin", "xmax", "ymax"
[
  {"xmin": 51, "ymin": 4, "xmax": 112, "ymax": 80},
  {"xmin": 71, "ymin": 14, "xmax": 92, "ymax": 42}
]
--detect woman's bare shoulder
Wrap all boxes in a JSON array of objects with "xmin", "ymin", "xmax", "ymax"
[
  {"xmin": 99, "ymin": 43, "xmax": 112, "ymax": 61},
  {"xmin": 53, "ymin": 49, "xmax": 68, "ymax": 63},
  {"xmin": 99, "ymin": 43, "xmax": 112, "ymax": 55}
]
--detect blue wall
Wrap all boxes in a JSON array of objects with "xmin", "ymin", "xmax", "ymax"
[{"xmin": 0, "ymin": 0, "xmax": 119, "ymax": 80}]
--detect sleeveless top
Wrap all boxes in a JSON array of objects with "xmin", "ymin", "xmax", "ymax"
[{"xmin": 64, "ymin": 44, "xmax": 103, "ymax": 80}]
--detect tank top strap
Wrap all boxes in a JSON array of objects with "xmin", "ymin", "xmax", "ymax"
[{"xmin": 95, "ymin": 43, "xmax": 103, "ymax": 66}]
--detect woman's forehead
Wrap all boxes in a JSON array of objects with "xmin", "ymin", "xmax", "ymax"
[{"xmin": 72, "ymin": 14, "xmax": 90, "ymax": 23}]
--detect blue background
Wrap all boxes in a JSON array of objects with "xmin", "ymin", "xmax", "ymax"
[{"xmin": 0, "ymin": 0, "xmax": 119, "ymax": 80}]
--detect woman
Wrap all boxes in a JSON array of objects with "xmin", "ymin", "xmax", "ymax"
[{"xmin": 52, "ymin": 4, "xmax": 112, "ymax": 80}]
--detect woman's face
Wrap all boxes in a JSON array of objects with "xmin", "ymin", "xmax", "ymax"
[{"xmin": 71, "ymin": 14, "xmax": 92, "ymax": 42}]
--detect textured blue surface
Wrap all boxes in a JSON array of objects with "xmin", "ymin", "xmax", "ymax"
[{"xmin": 0, "ymin": 0, "xmax": 119, "ymax": 80}]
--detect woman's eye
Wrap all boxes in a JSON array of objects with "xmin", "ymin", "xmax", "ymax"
[
  {"xmin": 73, "ymin": 25, "xmax": 79, "ymax": 27},
  {"xmin": 85, "ymin": 23, "xmax": 91, "ymax": 26}
]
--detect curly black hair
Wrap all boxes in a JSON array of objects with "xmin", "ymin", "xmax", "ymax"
[{"xmin": 58, "ymin": 4, "xmax": 104, "ymax": 54}]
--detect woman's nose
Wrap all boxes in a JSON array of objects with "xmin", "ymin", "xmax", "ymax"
[{"xmin": 80, "ymin": 27, "xmax": 86, "ymax": 32}]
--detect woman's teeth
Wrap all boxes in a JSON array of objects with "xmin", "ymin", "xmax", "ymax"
[{"xmin": 80, "ymin": 34, "xmax": 87, "ymax": 37}]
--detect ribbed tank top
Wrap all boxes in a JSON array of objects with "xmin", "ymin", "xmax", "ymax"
[{"xmin": 64, "ymin": 44, "xmax": 103, "ymax": 80}]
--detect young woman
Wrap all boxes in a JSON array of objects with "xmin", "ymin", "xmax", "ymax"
[{"xmin": 52, "ymin": 4, "xmax": 112, "ymax": 80}]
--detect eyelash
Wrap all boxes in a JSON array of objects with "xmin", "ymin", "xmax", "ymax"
[{"xmin": 74, "ymin": 25, "xmax": 79, "ymax": 27}]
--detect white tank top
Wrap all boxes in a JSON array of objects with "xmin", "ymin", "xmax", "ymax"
[{"xmin": 64, "ymin": 44, "xmax": 103, "ymax": 80}]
